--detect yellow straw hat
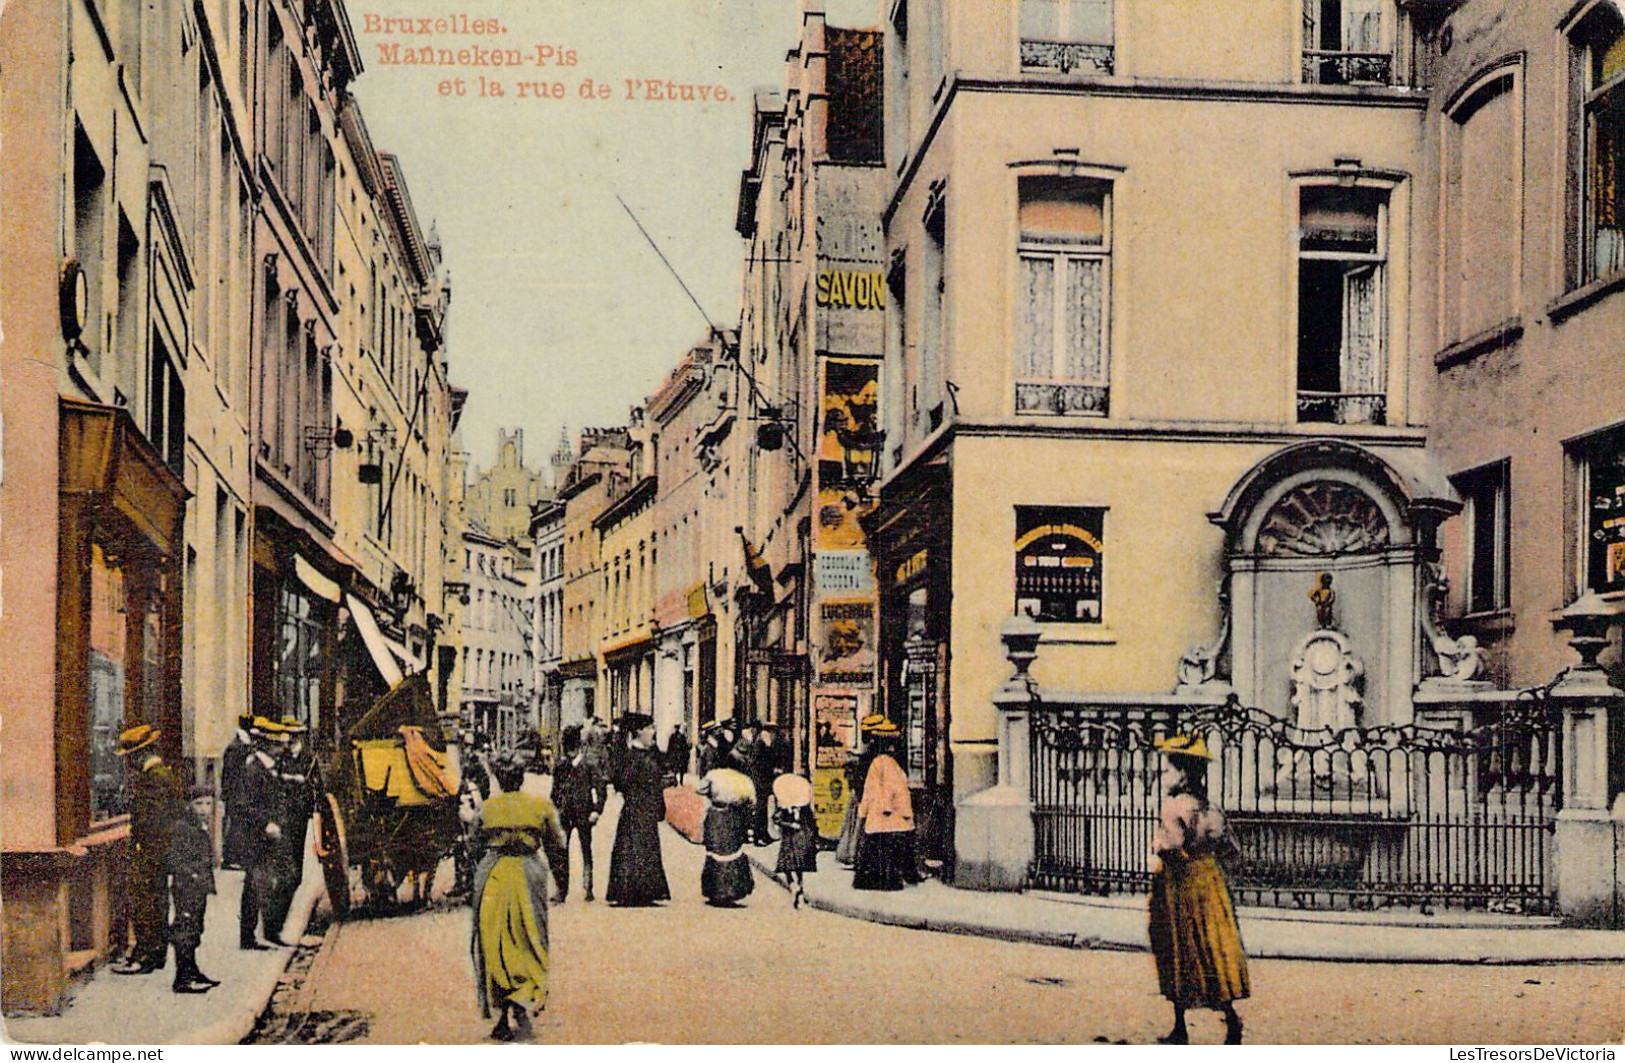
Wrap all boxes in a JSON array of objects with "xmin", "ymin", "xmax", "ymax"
[
  {"xmin": 867, "ymin": 718, "xmax": 901, "ymax": 736},
  {"xmin": 114, "ymin": 724, "xmax": 160, "ymax": 757},
  {"xmin": 1154, "ymin": 734, "xmax": 1212, "ymax": 760}
]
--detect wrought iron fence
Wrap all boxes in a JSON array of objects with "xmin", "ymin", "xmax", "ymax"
[{"xmin": 1029, "ymin": 693, "xmax": 1561, "ymax": 913}]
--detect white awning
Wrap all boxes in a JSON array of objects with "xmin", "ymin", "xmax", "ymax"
[
  {"xmin": 385, "ymin": 635, "xmax": 425, "ymax": 676},
  {"xmin": 346, "ymin": 593, "xmax": 403, "ymax": 688},
  {"xmin": 295, "ymin": 555, "xmax": 343, "ymax": 603}
]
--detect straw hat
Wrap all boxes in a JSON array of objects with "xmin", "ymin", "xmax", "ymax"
[
  {"xmin": 866, "ymin": 718, "xmax": 900, "ymax": 736},
  {"xmin": 1154, "ymin": 734, "xmax": 1212, "ymax": 761},
  {"xmin": 772, "ymin": 772, "xmax": 814, "ymax": 808},
  {"xmin": 859, "ymin": 713, "xmax": 889, "ymax": 732},
  {"xmin": 278, "ymin": 716, "xmax": 308, "ymax": 735},
  {"xmin": 113, "ymin": 724, "xmax": 160, "ymax": 757}
]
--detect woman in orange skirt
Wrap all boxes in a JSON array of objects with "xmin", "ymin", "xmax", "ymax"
[{"xmin": 1148, "ymin": 735, "xmax": 1249, "ymax": 1045}]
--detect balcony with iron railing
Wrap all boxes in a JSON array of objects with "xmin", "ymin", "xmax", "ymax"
[
  {"xmin": 1302, "ymin": 50, "xmax": 1394, "ymax": 86},
  {"xmin": 1296, "ymin": 390, "xmax": 1387, "ymax": 425},
  {"xmin": 1020, "ymin": 40, "xmax": 1115, "ymax": 76},
  {"xmin": 1015, "ymin": 380, "xmax": 1110, "ymax": 417}
]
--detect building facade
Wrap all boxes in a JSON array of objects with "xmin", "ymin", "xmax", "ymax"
[
  {"xmin": 0, "ymin": 0, "xmax": 464, "ymax": 1011},
  {"xmin": 451, "ymin": 528, "xmax": 533, "ymax": 749},
  {"xmin": 556, "ymin": 428, "xmax": 635, "ymax": 726},
  {"xmin": 466, "ymin": 428, "xmax": 552, "ymax": 544},
  {"xmin": 647, "ymin": 333, "xmax": 740, "ymax": 754},
  {"xmin": 531, "ymin": 498, "xmax": 567, "ymax": 742},
  {"xmin": 872, "ymin": 0, "xmax": 1451, "ymax": 870},
  {"xmin": 1, "ymin": 0, "xmax": 233, "ymax": 1011},
  {"xmin": 734, "ymin": 10, "xmax": 889, "ymax": 836}
]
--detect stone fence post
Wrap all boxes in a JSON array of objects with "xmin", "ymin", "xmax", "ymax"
[
  {"xmin": 954, "ymin": 616, "xmax": 1041, "ymax": 891},
  {"xmin": 1551, "ymin": 593, "xmax": 1625, "ymax": 927}
]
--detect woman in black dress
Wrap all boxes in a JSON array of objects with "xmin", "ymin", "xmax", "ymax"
[
  {"xmin": 606, "ymin": 715, "xmax": 671, "ymax": 907},
  {"xmin": 696, "ymin": 768, "xmax": 756, "ymax": 907}
]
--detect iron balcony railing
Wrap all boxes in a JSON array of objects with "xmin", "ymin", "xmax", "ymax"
[
  {"xmin": 1015, "ymin": 380, "xmax": 1110, "ymax": 417},
  {"xmin": 1297, "ymin": 390, "xmax": 1387, "ymax": 425},
  {"xmin": 1020, "ymin": 40, "xmax": 1115, "ymax": 76},
  {"xmin": 1302, "ymin": 50, "xmax": 1395, "ymax": 86}
]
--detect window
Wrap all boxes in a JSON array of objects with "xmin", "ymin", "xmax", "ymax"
[
  {"xmin": 1302, "ymin": 0, "xmax": 1393, "ymax": 86},
  {"xmin": 1452, "ymin": 461, "xmax": 1510, "ymax": 615},
  {"xmin": 1571, "ymin": 425, "xmax": 1625, "ymax": 597},
  {"xmin": 87, "ymin": 544, "xmax": 128, "ymax": 822},
  {"xmin": 1020, "ymin": 0, "xmax": 1114, "ymax": 74},
  {"xmin": 146, "ymin": 330, "xmax": 186, "ymax": 476},
  {"xmin": 1015, "ymin": 175, "xmax": 1110, "ymax": 416},
  {"xmin": 1572, "ymin": 4, "xmax": 1625, "ymax": 283},
  {"xmin": 72, "ymin": 124, "xmax": 107, "ymax": 376},
  {"xmin": 1015, "ymin": 506, "xmax": 1105, "ymax": 622},
  {"xmin": 887, "ymin": 0, "xmax": 910, "ymax": 166},
  {"xmin": 1442, "ymin": 71, "xmax": 1519, "ymax": 344},
  {"xmin": 920, "ymin": 202, "xmax": 946, "ymax": 432},
  {"xmin": 274, "ymin": 585, "xmax": 327, "ymax": 731},
  {"xmin": 1297, "ymin": 184, "xmax": 1388, "ymax": 425}
]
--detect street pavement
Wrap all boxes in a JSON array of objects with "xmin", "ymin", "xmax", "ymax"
[{"xmin": 243, "ymin": 795, "xmax": 1625, "ymax": 1045}]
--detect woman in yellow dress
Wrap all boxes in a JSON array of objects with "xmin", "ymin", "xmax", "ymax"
[
  {"xmin": 471, "ymin": 752, "xmax": 568, "ymax": 1042},
  {"xmin": 1148, "ymin": 735, "xmax": 1250, "ymax": 1045}
]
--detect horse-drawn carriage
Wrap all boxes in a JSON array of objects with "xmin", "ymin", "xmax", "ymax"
[{"xmin": 314, "ymin": 674, "xmax": 460, "ymax": 917}]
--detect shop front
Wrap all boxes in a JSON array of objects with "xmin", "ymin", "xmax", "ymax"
[
  {"xmin": 1, "ymin": 399, "xmax": 187, "ymax": 1012},
  {"xmin": 867, "ymin": 457, "xmax": 954, "ymax": 874}
]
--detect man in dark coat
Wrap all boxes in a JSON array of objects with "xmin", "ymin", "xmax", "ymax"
[
  {"xmin": 663, "ymin": 724, "xmax": 691, "ymax": 783},
  {"xmin": 238, "ymin": 720, "xmax": 289, "ymax": 949},
  {"xmin": 219, "ymin": 714, "xmax": 255, "ymax": 869},
  {"xmin": 550, "ymin": 725, "xmax": 606, "ymax": 902},
  {"xmin": 167, "ymin": 785, "xmax": 220, "ymax": 993},
  {"xmin": 112, "ymin": 725, "xmax": 185, "ymax": 975},
  {"xmin": 750, "ymin": 725, "xmax": 790, "ymax": 845},
  {"xmin": 264, "ymin": 719, "xmax": 314, "ymax": 938}
]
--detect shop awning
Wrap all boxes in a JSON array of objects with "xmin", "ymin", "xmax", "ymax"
[
  {"xmin": 385, "ymin": 635, "xmax": 425, "ymax": 676},
  {"xmin": 59, "ymin": 398, "xmax": 187, "ymax": 556},
  {"xmin": 346, "ymin": 593, "xmax": 404, "ymax": 688},
  {"xmin": 297, "ymin": 555, "xmax": 343, "ymax": 603}
]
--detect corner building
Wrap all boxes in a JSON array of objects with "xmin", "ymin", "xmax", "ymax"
[{"xmin": 872, "ymin": 0, "xmax": 1452, "ymax": 873}]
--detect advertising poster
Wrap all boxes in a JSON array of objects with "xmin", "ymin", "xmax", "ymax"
[
  {"xmin": 815, "ymin": 599, "xmax": 877, "ymax": 687},
  {"xmin": 812, "ymin": 691, "xmax": 860, "ymax": 838}
]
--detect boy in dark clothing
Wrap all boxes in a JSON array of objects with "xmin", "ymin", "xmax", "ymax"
[
  {"xmin": 551, "ymin": 725, "xmax": 606, "ymax": 902},
  {"xmin": 167, "ymin": 785, "xmax": 220, "ymax": 993}
]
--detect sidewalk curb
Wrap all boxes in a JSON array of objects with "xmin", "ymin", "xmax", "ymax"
[
  {"xmin": 744, "ymin": 850, "xmax": 1625, "ymax": 965},
  {"xmin": 186, "ymin": 868, "xmax": 325, "ymax": 1045}
]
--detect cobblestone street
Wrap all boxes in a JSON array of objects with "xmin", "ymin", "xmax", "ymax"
[{"xmin": 247, "ymin": 803, "xmax": 1625, "ymax": 1045}]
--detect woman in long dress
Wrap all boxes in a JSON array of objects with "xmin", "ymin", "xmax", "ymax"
[
  {"xmin": 606, "ymin": 714, "xmax": 672, "ymax": 907},
  {"xmin": 471, "ymin": 753, "xmax": 567, "ymax": 1042},
  {"xmin": 695, "ymin": 768, "xmax": 756, "ymax": 906},
  {"xmin": 835, "ymin": 714, "xmax": 888, "ymax": 865},
  {"xmin": 1147, "ymin": 735, "xmax": 1250, "ymax": 1045},
  {"xmin": 852, "ymin": 726, "xmax": 918, "ymax": 891}
]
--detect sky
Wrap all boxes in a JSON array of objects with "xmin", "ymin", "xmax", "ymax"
[{"xmin": 348, "ymin": 0, "xmax": 878, "ymax": 475}]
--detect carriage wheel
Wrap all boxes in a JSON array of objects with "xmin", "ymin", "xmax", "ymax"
[{"xmin": 316, "ymin": 793, "xmax": 352, "ymax": 919}]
